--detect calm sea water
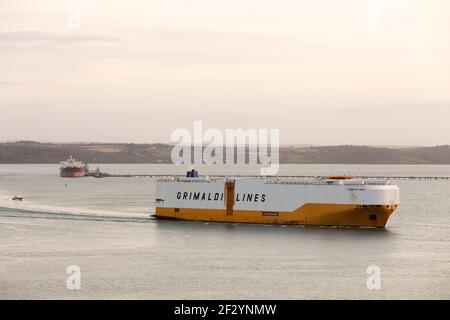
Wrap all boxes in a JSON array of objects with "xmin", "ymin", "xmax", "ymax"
[{"xmin": 1, "ymin": 164, "xmax": 449, "ymax": 299}]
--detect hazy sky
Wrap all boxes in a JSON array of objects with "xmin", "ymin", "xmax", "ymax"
[{"xmin": 0, "ymin": 0, "xmax": 449, "ymax": 145}]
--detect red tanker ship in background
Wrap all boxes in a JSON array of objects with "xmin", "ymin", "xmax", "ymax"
[{"xmin": 60, "ymin": 156, "xmax": 88, "ymax": 177}]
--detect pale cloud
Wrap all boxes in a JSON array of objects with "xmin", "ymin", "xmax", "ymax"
[
  {"xmin": 0, "ymin": 0, "xmax": 449, "ymax": 145},
  {"xmin": 0, "ymin": 31, "xmax": 122, "ymax": 52}
]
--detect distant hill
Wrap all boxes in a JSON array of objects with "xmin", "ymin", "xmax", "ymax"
[
  {"xmin": 1, "ymin": 141, "xmax": 450, "ymax": 164},
  {"xmin": 279, "ymin": 145, "xmax": 450, "ymax": 164},
  {"xmin": 0, "ymin": 141, "xmax": 172, "ymax": 164}
]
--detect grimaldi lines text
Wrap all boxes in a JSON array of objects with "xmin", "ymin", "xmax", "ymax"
[{"xmin": 175, "ymin": 191, "xmax": 267, "ymax": 203}]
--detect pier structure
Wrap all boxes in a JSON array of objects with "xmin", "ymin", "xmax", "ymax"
[{"xmin": 85, "ymin": 170, "xmax": 450, "ymax": 181}]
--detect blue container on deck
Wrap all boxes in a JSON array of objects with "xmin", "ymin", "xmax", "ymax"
[{"xmin": 186, "ymin": 169, "xmax": 199, "ymax": 177}]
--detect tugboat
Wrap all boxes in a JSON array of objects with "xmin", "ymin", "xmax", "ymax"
[{"xmin": 60, "ymin": 156, "xmax": 88, "ymax": 178}]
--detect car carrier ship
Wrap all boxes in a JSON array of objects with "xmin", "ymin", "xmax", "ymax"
[{"xmin": 154, "ymin": 172, "xmax": 399, "ymax": 228}]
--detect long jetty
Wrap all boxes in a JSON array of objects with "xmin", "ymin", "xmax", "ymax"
[{"xmin": 86, "ymin": 172, "xmax": 450, "ymax": 181}]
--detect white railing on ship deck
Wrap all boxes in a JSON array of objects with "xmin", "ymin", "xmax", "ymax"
[
  {"xmin": 157, "ymin": 176, "xmax": 225, "ymax": 183},
  {"xmin": 157, "ymin": 176, "xmax": 390, "ymax": 185},
  {"xmin": 261, "ymin": 178, "xmax": 390, "ymax": 185}
]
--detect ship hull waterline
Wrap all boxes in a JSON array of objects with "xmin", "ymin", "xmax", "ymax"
[
  {"xmin": 154, "ymin": 204, "xmax": 398, "ymax": 228},
  {"xmin": 60, "ymin": 170, "xmax": 86, "ymax": 178}
]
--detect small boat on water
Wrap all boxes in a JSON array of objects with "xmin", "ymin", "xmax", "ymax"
[{"xmin": 12, "ymin": 195, "xmax": 23, "ymax": 201}]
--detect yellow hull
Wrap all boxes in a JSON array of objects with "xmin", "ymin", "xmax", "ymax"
[{"xmin": 154, "ymin": 204, "xmax": 398, "ymax": 228}]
